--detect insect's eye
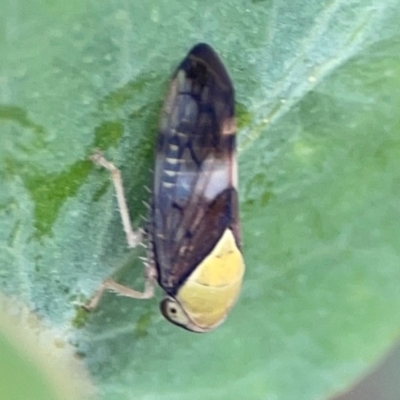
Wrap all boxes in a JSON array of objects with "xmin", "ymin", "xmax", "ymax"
[{"xmin": 160, "ymin": 297, "xmax": 190, "ymax": 327}]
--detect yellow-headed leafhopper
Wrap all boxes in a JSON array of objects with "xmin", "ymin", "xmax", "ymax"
[{"xmin": 87, "ymin": 43, "xmax": 245, "ymax": 332}]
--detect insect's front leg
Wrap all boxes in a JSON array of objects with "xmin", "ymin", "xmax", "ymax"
[
  {"xmin": 83, "ymin": 262, "xmax": 157, "ymax": 311},
  {"xmin": 90, "ymin": 150, "xmax": 142, "ymax": 248}
]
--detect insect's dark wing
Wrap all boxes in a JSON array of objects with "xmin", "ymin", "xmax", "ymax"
[{"xmin": 151, "ymin": 43, "xmax": 239, "ymax": 294}]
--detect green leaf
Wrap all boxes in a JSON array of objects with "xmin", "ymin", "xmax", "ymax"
[
  {"xmin": 0, "ymin": 329, "xmax": 57, "ymax": 400},
  {"xmin": 1, "ymin": 1, "xmax": 400, "ymax": 399},
  {"xmin": 0, "ymin": 297, "xmax": 90, "ymax": 400}
]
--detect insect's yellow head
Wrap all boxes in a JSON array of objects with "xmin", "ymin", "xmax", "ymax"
[
  {"xmin": 160, "ymin": 296, "xmax": 212, "ymax": 333},
  {"xmin": 160, "ymin": 229, "xmax": 245, "ymax": 333}
]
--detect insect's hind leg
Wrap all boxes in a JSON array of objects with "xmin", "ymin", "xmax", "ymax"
[
  {"xmin": 85, "ymin": 150, "xmax": 156, "ymax": 312},
  {"xmin": 90, "ymin": 150, "xmax": 142, "ymax": 248}
]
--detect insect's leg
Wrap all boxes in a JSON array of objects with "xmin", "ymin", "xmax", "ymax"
[
  {"xmin": 90, "ymin": 150, "xmax": 142, "ymax": 248},
  {"xmin": 84, "ymin": 262, "xmax": 157, "ymax": 311}
]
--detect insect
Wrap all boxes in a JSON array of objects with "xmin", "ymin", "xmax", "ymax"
[{"xmin": 86, "ymin": 43, "xmax": 245, "ymax": 332}]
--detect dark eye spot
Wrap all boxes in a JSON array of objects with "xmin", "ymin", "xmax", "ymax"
[{"xmin": 169, "ymin": 306, "xmax": 177, "ymax": 314}]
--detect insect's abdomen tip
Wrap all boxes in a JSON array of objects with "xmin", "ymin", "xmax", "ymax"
[
  {"xmin": 188, "ymin": 42, "xmax": 217, "ymax": 58},
  {"xmin": 185, "ymin": 43, "xmax": 233, "ymax": 91}
]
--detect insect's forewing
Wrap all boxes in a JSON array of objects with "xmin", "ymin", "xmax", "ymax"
[{"xmin": 151, "ymin": 43, "xmax": 240, "ymax": 294}]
